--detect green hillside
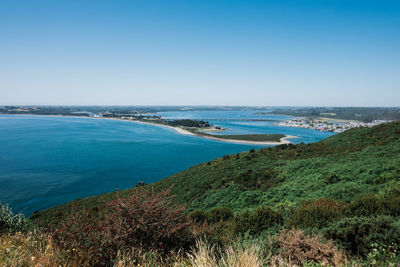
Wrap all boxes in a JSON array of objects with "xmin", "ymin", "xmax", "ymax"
[
  {"xmin": 154, "ymin": 121, "xmax": 400, "ymax": 211},
  {"xmin": 37, "ymin": 121, "xmax": 400, "ymax": 225}
]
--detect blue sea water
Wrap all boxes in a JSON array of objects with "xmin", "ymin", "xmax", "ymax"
[{"xmin": 0, "ymin": 113, "xmax": 334, "ymax": 216}]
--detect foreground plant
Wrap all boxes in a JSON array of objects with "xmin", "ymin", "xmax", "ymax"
[
  {"xmin": 0, "ymin": 203, "xmax": 27, "ymax": 234},
  {"xmin": 271, "ymin": 229, "xmax": 348, "ymax": 266},
  {"xmin": 0, "ymin": 230, "xmax": 87, "ymax": 267},
  {"xmin": 51, "ymin": 188, "xmax": 195, "ymax": 265}
]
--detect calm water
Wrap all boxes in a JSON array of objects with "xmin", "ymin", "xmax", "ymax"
[{"xmin": 0, "ymin": 113, "xmax": 334, "ymax": 215}]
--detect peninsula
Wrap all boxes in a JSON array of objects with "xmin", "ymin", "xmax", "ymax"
[{"xmin": 0, "ymin": 106, "xmax": 295, "ymax": 145}]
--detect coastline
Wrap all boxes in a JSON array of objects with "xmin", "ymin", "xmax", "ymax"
[{"xmin": 1, "ymin": 114, "xmax": 296, "ymax": 145}]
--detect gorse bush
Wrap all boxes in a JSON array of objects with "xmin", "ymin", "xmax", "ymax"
[
  {"xmin": 346, "ymin": 194, "xmax": 400, "ymax": 217},
  {"xmin": 233, "ymin": 206, "xmax": 283, "ymax": 235},
  {"xmin": 52, "ymin": 189, "xmax": 195, "ymax": 265},
  {"xmin": 324, "ymin": 215, "xmax": 400, "ymax": 257},
  {"xmin": 188, "ymin": 209, "xmax": 207, "ymax": 223},
  {"xmin": 288, "ymin": 198, "xmax": 346, "ymax": 228},
  {"xmin": 206, "ymin": 207, "xmax": 233, "ymax": 224},
  {"xmin": 0, "ymin": 203, "xmax": 27, "ymax": 234}
]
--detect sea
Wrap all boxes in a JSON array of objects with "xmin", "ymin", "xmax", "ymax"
[{"xmin": 0, "ymin": 111, "xmax": 334, "ymax": 216}]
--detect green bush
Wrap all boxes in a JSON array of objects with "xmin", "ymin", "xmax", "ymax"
[
  {"xmin": 288, "ymin": 198, "xmax": 346, "ymax": 228},
  {"xmin": 206, "ymin": 207, "xmax": 233, "ymax": 224},
  {"xmin": 233, "ymin": 206, "xmax": 283, "ymax": 235},
  {"xmin": 346, "ymin": 194, "xmax": 381, "ymax": 216},
  {"xmin": 324, "ymin": 215, "xmax": 400, "ymax": 257},
  {"xmin": 188, "ymin": 210, "xmax": 207, "ymax": 223},
  {"xmin": 323, "ymin": 174, "xmax": 340, "ymax": 184},
  {"xmin": 0, "ymin": 203, "xmax": 27, "ymax": 234},
  {"xmin": 384, "ymin": 183, "xmax": 400, "ymax": 198},
  {"xmin": 346, "ymin": 194, "xmax": 400, "ymax": 217}
]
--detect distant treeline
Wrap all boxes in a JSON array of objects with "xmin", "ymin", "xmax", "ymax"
[{"xmin": 165, "ymin": 119, "xmax": 211, "ymax": 128}]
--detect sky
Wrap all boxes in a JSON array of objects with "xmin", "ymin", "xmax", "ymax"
[{"xmin": 0, "ymin": 0, "xmax": 399, "ymax": 106}]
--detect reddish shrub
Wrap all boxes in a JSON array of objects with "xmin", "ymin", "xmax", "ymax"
[
  {"xmin": 103, "ymin": 189, "xmax": 194, "ymax": 254},
  {"xmin": 51, "ymin": 206, "xmax": 109, "ymax": 264},
  {"xmin": 51, "ymin": 189, "xmax": 194, "ymax": 265}
]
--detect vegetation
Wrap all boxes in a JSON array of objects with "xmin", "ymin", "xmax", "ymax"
[
  {"xmin": 1, "ymin": 121, "xmax": 400, "ymax": 265},
  {"xmin": 165, "ymin": 119, "xmax": 211, "ymax": 128},
  {"xmin": 194, "ymin": 132, "xmax": 285, "ymax": 142},
  {"xmin": 0, "ymin": 203, "xmax": 27, "ymax": 234}
]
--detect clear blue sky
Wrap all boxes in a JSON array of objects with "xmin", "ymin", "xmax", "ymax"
[{"xmin": 1, "ymin": 0, "xmax": 399, "ymax": 106}]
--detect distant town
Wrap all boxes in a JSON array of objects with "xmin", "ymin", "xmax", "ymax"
[{"xmin": 276, "ymin": 118, "xmax": 391, "ymax": 133}]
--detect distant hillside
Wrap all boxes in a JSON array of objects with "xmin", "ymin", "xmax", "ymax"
[{"xmin": 36, "ymin": 121, "xmax": 400, "ymax": 226}]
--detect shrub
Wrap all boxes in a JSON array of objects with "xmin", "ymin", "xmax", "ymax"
[
  {"xmin": 189, "ymin": 210, "xmax": 207, "ymax": 224},
  {"xmin": 288, "ymin": 198, "xmax": 346, "ymax": 228},
  {"xmin": 324, "ymin": 215, "xmax": 400, "ymax": 257},
  {"xmin": 346, "ymin": 194, "xmax": 380, "ymax": 216},
  {"xmin": 52, "ymin": 189, "xmax": 195, "ymax": 265},
  {"xmin": 104, "ymin": 189, "xmax": 194, "ymax": 254},
  {"xmin": 323, "ymin": 174, "xmax": 340, "ymax": 184},
  {"xmin": 51, "ymin": 206, "xmax": 107, "ymax": 264},
  {"xmin": 384, "ymin": 182, "xmax": 400, "ymax": 198},
  {"xmin": 0, "ymin": 203, "xmax": 27, "ymax": 234},
  {"xmin": 233, "ymin": 206, "xmax": 283, "ymax": 235},
  {"xmin": 346, "ymin": 194, "xmax": 400, "ymax": 217},
  {"xmin": 271, "ymin": 229, "xmax": 348, "ymax": 266},
  {"xmin": 207, "ymin": 207, "xmax": 233, "ymax": 224}
]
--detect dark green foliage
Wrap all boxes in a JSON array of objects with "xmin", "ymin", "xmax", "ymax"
[
  {"xmin": 206, "ymin": 207, "xmax": 233, "ymax": 223},
  {"xmin": 346, "ymin": 194, "xmax": 380, "ymax": 216},
  {"xmin": 203, "ymin": 134, "xmax": 284, "ymax": 142},
  {"xmin": 288, "ymin": 198, "xmax": 346, "ymax": 228},
  {"xmin": 233, "ymin": 206, "xmax": 283, "ymax": 235},
  {"xmin": 324, "ymin": 174, "xmax": 340, "ymax": 184},
  {"xmin": 166, "ymin": 119, "xmax": 211, "ymax": 128},
  {"xmin": 324, "ymin": 215, "xmax": 400, "ymax": 257},
  {"xmin": 346, "ymin": 194, "xmax": 400, "ymax": 217},
  {"xmin": 233, "ymin": 168, "xmax": 280, "ymax": 190},
  {"xmin": 385, "ymin": 183, "xmax": 400, "ymax": 198},
  {"xmin": 188, "ymin": 210, "xmax": 207, "ymax": 223}
]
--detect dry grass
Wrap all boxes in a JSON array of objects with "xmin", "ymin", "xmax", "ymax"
[
  {"xmin": 0, "ymin": 231, "xmax": 87, "ymax": 267},
  {"xmin": 183, "ymin": 240, "xmax": 265, "ymax": 267},
  {"xmin": 271, "ymin": 229, "xmax": 348, "ymax": 267}
]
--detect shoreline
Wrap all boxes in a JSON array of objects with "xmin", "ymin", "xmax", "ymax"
[{"xmin": 1, "ymin": 114, "xmax": 296, "ymax": 145}]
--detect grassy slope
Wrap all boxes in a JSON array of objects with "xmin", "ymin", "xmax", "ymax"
[{"xmin": 36, "ymin": 122, "xmax": 400, "ymax": 227}]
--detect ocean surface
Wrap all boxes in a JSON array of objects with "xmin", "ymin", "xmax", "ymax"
[{"xmin": 0, "ymin": 112, "xmax": 334, "ymax": 216}]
